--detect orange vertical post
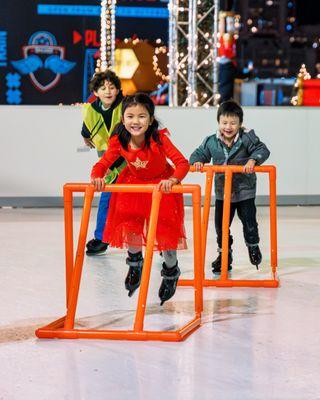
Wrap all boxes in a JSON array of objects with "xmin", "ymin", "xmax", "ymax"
[
  {"xmin": 220, "ymin": 168, "xmax": 233, "ymax": 282},
  {"xmin": 64, "ymin": 185, "xmax": 74, "ymax": 306},
  {"xmin": 134, "ymin": 188, "xmax": 162, "ymax": 332},
  {"xmin": 201, "ymin": 169, "xmax": 214, "ymax": 266},
  {"xmin": 192, "ymin": 185, "xmax": 203, "ymax": 313},
  {"xmin": 64, "ymin": 185, "xmax": 94, "ymax": 330},
  {"xmin": 269, "ymin": 166, "xmax": 278, "ymax": 278}
]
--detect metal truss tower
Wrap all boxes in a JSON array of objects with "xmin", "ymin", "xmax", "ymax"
[{"xmin": 168, "ymin": 0, "xmax": 220, "ymax": 107}]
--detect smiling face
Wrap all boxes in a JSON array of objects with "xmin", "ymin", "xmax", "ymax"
[
  {"xmin": 122, "ymin": 104, "xmax": 153, "ymax": 140},
  {"xmin": 94, "ymin": 80, "xmax": 119, "ymax": 108},
  {"xmin": 218, "ymin": 114, "xmax": 241, "ymax": 142}
]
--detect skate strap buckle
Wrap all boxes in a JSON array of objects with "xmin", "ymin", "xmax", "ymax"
[
  {"xmin": 161, "ymin": 268, "xmax": 181, "ymax": 279},
  {"xmin": 125, "ymin": 258, "xmax": 143, "ymax": 268}
]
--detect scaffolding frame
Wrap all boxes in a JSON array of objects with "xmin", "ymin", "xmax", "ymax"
[{"xmin": 168, "ymin": 0, "xmax": 220, "ymax": 106}]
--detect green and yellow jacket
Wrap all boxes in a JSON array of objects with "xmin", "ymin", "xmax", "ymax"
[{"xmin": 81, "ymin": 92, "xmax": 125, "ymax": 183}]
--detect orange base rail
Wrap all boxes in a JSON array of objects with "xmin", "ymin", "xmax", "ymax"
[
  {"xmin": 179, "ymin": 279, "xmax": 278, "ymax": 288},
  {"xmin": 36, "ymin": 183, "xmax": 203, "ymax": 342},
  {"xmin": 36, "ymin": 315, "xmax": 201, "ymax": 341},
  {"xmin": 178, "ymin": 165, "xmax": 279, "ymax": 288}
]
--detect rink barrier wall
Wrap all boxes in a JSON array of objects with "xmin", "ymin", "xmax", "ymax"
[{"xmin": 1, "ymin": 106, "xmax": 319, "ymax": 206}]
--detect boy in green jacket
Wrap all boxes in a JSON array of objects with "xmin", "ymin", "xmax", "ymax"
[
  {"xmin": 190, "ymin": 100, "xmax": 270, "ymax": 274},
  {"xmin": 81, "ymin": 70, "xmax": 125, "ymax": 255}
]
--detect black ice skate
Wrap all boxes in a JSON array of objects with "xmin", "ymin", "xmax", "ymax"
[
  {"xmin": 248, "ymin": 245, "xmax": 262, "ymax": 270},
  {"xmin": 159, "ymin": 262, "xmax": 181, "ymax": 306},
  {"xmin": 211, "ymin": 248, "xmax": 233, "ymax": 275},
  {"xmin": 125, "ymin": 251, "xmax": 143, "ymax": 297},
  {"xmin": 86, "ymin": 238, "xmax": 109, "ymax": 256}
]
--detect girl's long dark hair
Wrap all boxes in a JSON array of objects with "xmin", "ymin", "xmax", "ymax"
[{"xmin": 111, "ymin": 93, "xmax": 162, "ymax": 150}]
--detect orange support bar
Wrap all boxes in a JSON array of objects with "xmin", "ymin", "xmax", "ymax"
[
  {"xmin": 179, "ymin": 165, "xmax": 279, "ymax": 288},
  {"xmin": 63, "ymin": 184, "xmax": 73, "ymax": 306},
  {"xmin": 36, "ymin": 183, "xmax": 203, "ymax": 341},
  {"xmin": 201, "ymin": 169, "xmax": 214, "ymax": 267},
  {"xmin": 269, "ymin": 167, "xmax": 278, "ymax": 278},
  {"xmin": 134, "ymin": 189, "xmax": 162, "ymax": 332},
  {"xmin": 220, "ymin": 168, "xmax": 233, "ymax": 281},
  {"xmin": 192, "ymin": 186, "xmax": 203, "ymax": 313},
  {"xmin": 64, "ymin": 185, "xmax": 94, "ymax": 330}
]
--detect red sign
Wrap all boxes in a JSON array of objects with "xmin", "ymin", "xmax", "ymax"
[{"xmin": 73, "ymin": 30, "xmax": 100, "ymax": 47}]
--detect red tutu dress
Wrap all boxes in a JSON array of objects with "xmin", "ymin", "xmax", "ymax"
[{"xmin": 91, "ymin": 129, "xmax": 189, "ymax": 251}]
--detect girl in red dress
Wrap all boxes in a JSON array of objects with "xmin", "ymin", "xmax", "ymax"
[{"xmin": 91, "ymin": 93, "xmax": 189, "ymax": 305}]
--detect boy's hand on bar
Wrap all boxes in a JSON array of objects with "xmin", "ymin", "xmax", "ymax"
[
  {"xmin": 243, "ymin": 159, "xmax": 256, "ymax": 174},
  {"xmin": 193, "ymin": 162, "xmax": 204, "ymax": 172}
]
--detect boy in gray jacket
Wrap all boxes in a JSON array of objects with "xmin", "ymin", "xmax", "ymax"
[{"xmin": 189, "ymin": 100, "xmax": 270, "ymax": 275}]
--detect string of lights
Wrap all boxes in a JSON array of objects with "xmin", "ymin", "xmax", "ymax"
[
  {"xmin": 98, "ymin": 0, "xmax": 116, "ymax": 72},
  {"xmin": 291, "ymin": 63, "xmax": 311, "ymax": 106},
  {"xmin": 153, "ymin": 45, "xmax": 169, "ymax": 82}
]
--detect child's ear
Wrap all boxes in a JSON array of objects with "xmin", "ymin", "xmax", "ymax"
[
  {"xmin": 121, "ymin": 116, "xmax": 125, "ymax": 124},
  {"xmin": 93, "ymin": 91, "xmax": 98, "ymax": 98},
  {"xmin": 149, "ymin": 116, "xmax": 154, "ymax": 126}
]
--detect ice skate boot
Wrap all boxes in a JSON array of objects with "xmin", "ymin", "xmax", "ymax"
[
  {"xmin": 248, "ymin": 245, "xmax": 262, "ymax": 270},
  {"xmin": 125, "ymin": 251, "xmax": 143, "ymax": 297},
  {"xmin": 211, "ymin": 248, "xmax": 233, "ymax": 275},
  {"xmin": 159, "ymin": 262, "xmax": 181, "ymax": 306},
  {"xmin": 86, "ymin": 238, "xmax": 109, "ymax": 256}
]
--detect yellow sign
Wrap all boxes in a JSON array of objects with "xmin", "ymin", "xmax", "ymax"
[{"xmin": 114, "ymin": 49, "xmax": 139, "ymax": 79}]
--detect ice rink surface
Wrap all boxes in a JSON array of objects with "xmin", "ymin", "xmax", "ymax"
[{"xmin": 0, "ymin": 206, "xmax": 320, "ymax": 400}]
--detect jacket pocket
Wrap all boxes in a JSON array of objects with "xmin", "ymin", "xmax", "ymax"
[{"xmin": 233, "ymin": 173, "xmax": 256, "ymax": 191}]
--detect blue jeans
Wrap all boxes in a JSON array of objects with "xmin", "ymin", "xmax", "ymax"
[
  {"xmin": 94, "ymin": 149, "xmax": 111, "ymax": 242},
  {"xmin": 94, "ymin": 191, "xmax": 111, "ymax": 241}
]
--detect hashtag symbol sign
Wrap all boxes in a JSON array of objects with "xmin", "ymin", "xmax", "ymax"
[
  {"xmin": 6, "ymin": 89, "xmax": 22, "ymax": 104},
  {"xmin": 6, "ymin": 73, "xmax": 21, "ymax": 89}
]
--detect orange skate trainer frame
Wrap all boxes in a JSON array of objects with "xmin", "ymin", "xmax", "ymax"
[
  {"xmin": 36, "ymin": 183, "xmax": 203, "ymax": 341},
  {"xmin": 179, "ymin": 165, "xmax": 279, "ymax": 288}
]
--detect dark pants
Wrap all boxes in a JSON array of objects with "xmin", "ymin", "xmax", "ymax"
[{"xmin": 215, "ymin": 198, "xmax": 259, "ymax": 248}]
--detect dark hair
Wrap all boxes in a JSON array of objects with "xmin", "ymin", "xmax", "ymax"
[
  {"xmin": 111, "ymin": 93, "xmax": 161, "ymax": 150},
  {"xmin": 217, "ymin": 100, "xmax": 243, "ymax": 124},
  {"xmin": 89, "ymin": 70, "xmax": 121, "ymax": 92}
]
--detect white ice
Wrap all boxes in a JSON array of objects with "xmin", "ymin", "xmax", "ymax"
[{"xmin": 0, "ymin": 206, "xmax": 320, "ymax": 400}]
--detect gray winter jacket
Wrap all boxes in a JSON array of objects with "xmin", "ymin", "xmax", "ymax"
[{"xmin": 189, "ymin": 129, "xmax": 270, "ymax": 202}]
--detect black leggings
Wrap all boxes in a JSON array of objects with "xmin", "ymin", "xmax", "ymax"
[{"xmin": 215, "ymin": 198, "xmax": 260, "ymax": 248}]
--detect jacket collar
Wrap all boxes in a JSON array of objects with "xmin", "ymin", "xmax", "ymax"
[
  {"xmin": 91, "ymin": 91, "xmax": 124, "ymax": 114},
  {"xmin": 217, "ymin": 129, "xmax": 240, "ymax": 147}
]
